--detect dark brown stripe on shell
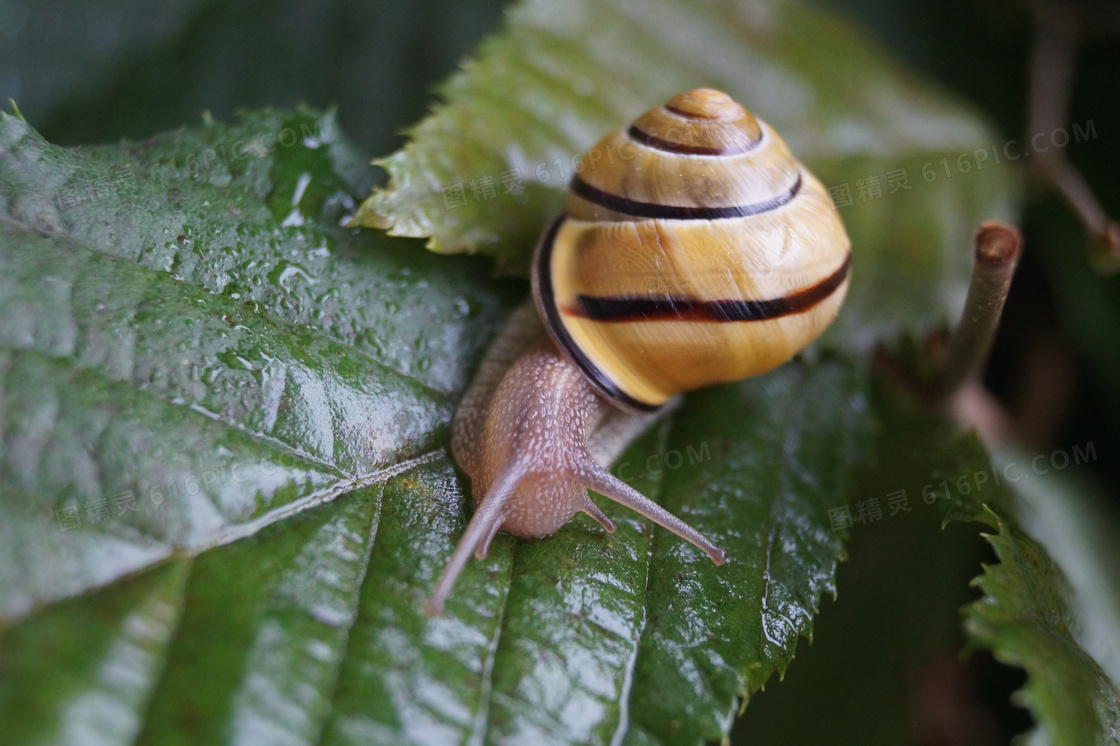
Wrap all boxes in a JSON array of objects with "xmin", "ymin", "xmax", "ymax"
[
  {"xmin": 626, "ymin": 125, "xmax": 758, "ymax": 156},
  {"xmin": 568, "ymin": 251, "xmax": 851, "ymax": 323},
  {"xmin": 570, "ymin": 172, "xmax": 802, "ymax": 221},
  {"xmin": 533, "ymin": 216, "xmax": 660, "ymax": 412},
  {"xmin": 665, "ymin": 103, "xmax": 722, "ymax": 120}
]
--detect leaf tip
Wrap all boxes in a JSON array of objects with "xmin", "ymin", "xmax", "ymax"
[{"xmin": 350, "ymin": 194, "xmax": 394, "ymax": 230}]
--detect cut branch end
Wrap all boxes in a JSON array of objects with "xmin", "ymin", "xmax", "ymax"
[{"xmin": 937, "ymin": 222, "xmax": 1023, "ymax": 398}]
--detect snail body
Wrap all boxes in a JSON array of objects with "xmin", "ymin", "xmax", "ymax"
[{"xmin": 426, "ymin": 89, "xmax": 851, "ymax": 616}]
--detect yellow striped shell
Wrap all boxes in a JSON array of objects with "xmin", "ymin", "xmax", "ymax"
[{"xmin": 533, "ymin": 88, "xmax": 851, "ymax": 411}]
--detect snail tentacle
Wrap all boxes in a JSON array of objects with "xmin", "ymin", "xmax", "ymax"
[
  {"xmin": 578, "ymin": 495, "xmax": 617, "ymax": 533},
  {"xmin": 425, "ymin": 459, "xmax": 527, "ymax": 617},
  {"xmin": 581, "ymin": 469, "xmax": 728, "ymax": 565}
]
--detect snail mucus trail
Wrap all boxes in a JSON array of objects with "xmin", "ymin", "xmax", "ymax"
[{"xmin": 426, "ymin": 89, "xmax": 851, "ymax": 616}]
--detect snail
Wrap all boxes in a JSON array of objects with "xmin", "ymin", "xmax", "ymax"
[{"xmin": 425, "ymin": 89, "xmax": 851, "ymax": 616}]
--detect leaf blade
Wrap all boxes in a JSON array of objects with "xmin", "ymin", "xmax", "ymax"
[{"xmin": 0, "ymin": 108, "xmax": 518, "ymax": 624}]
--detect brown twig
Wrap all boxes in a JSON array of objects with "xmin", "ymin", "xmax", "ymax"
[
  {"xmin": 1045, "ymin": 158, "xmax": 1120, "ymax": 271},
  {"xmin": 1027, "ymin": 0, "xmax": 1078, "ymax": 147},
  {"xmin": 937, "ymin": 222, "xmax": 1023, "ymax": 398},
  {"xmin": 1027, "ymin": 0, "xmax": 1120, "ymax": 271}
]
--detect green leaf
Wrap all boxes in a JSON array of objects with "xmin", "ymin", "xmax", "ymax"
[
  {"xmin": 0, "ymin": 561, "xmax": 191, "ymax": 745},
  {"xmin": 356, "ymin": 0, "xmax": 1017, "ymax": 346},
  {"xmin": 737, "ymin": 371, "xmax": 1013, "ymax": 743},
  {"xmin": 621, "ymin": 358, "xmax": 870, "ymax": 742},
  {"xmin": 962, "ymin": 445, "xmax": 1120, "ymax": 745},
  {"xmin": 0, "ymin": 107, "xmax": 518, "ymax": 622},
  {"xmin": 966, "ymin": 514, "xmax": 1120, "ymax": 745},
  {"xmin": 856, "ymin": 376, "xmax": 1120, "ymax": 743}
]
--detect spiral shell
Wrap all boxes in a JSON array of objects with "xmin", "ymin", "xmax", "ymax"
[{"xmin": 532, "ymin": 88, "xmax": 851, "ymax": 411}]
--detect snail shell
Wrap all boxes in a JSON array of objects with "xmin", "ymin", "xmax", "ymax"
[
  {"xmin": 426, "ymin": 89, "xmax": 851, "ymax": 615},
  {"xmin": 536, "ymin": 88, "xmax": 851, "ymax": 410}
]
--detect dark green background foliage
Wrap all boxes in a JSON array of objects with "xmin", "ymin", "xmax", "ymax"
[{"xmin": 1, "ymin": 0, "xmax": 1119, "ymax": 744}]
